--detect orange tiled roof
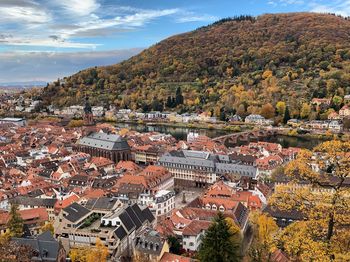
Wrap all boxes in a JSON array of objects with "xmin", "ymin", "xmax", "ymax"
[
  {"xmin": 160, "ymin": 252, "xmax": 191, "ymax": 262},
  {"xmin": 182, "ymin": 220, "xmax": 211, "ymax": 236}
]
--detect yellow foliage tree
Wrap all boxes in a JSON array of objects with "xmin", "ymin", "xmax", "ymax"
[
  {"xmin": 300, "ymin": 103, "xmax": 311, "ymax": 119},
  {"xmin": 269, "ymin": 140, "xmax": 350, "ymax": 261},
  {"xmin": 276, "ymin": 101, "xmax": 286, "ymax": 116},
  {"xmin": 262, "ymin": 70, "xmax": 273, "ymax": 79},
  {"xmin": 40, "ymin": 222, "xmax": 54, "ymax": 235},
  {"xmin": 70, "ymin": 238, "xmax": 108, "ymax": 262},
  {"xmin": 248, "ymin": 212, "xmax": 278, "ymax": 261},
  {"xmin": 225, "ymin": 217, "xmax": 242, "ymax": 246}
]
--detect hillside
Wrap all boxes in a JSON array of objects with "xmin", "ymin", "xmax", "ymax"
[{"xmin": 42, "ymin": 13, "xmax": 350, "ymax": 119}]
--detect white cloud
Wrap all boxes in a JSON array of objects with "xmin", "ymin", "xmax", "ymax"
[
  {"xmin": 58, "ymin": 8, "xmax": 180, "ymax": 38},
  {"xmin": 176, "ymin": 11, "xmax": 218, "ymax": 23},
  {"xmin": 56, "ymin": 0, "xmax": 100, "ymax": 16},
  {"xmin": 0, "ymin": 36, "xmax": 99, "ymax": 49},
  {"xmin": 0, "ymin": 3, "xmax": 50, "ymax": 24},
  {"xmin": 310, "ymin": 0, "xmax": 350, "ymax": 16},
  {"xmin": 268, "ymin": 0, "xmax": 304, "ymax": 6},
  {"xmin": 0, "ymin": 0, "xmax": 217, "ymax": 50}
]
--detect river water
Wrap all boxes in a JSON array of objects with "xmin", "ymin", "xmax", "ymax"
[{"xmin": 116, "ymin": 122, "xmax": 321, "ymax": 149}]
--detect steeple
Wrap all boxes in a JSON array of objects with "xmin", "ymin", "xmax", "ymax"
[
  {"xmin": 84, "ymin": 96, "xmax": 92, "ymax": 114},
  {"xmin": 83, "ymin": 96, "xmax": 94, "ymax": 125}
]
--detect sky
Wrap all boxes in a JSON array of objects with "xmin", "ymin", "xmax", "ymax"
[{"xmin": 0, "ymin": 0, "xmax": 349, "ymax": 84}]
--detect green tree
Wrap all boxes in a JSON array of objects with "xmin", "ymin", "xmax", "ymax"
[
  {"xmin": 7, "ymin": 205, "xmax": 23, "ymax": 237},
  {"xmin": 198, "ymin": 212, "xmax": 241, "ymax": 262},
  {"xmin": 167, "ymin": 235, "xmax": 181, "ymax": 255},
  {"xmin": 175, "ymin": 87, "xmax": 184, "ymax": 105},
  {"xmin": 283, "ymin": 106, "xmax": 291, "ymax": 124}
]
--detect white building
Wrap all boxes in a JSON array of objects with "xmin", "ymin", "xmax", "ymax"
[
  {"xmin": 182, "ymin": 220, "xmax": 211, "ymax": 252},
  {"xmin": 151, "ymin": 190, "xmax": 175, "ymax": 219}
]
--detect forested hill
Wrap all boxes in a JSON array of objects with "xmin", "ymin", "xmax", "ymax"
[{"xmin": 42, "ymin": 12, "xmax": 350, "ymax": 119}]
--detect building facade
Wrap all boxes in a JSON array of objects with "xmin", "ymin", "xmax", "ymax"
[{"xmin": 157, "ymin": 150, "xmax": 259, "ymax": 187}]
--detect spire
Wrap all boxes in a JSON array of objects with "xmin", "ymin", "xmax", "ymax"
[{"xmin": 84, "ymin": 96, "xmax": 92, "ymax": 114}]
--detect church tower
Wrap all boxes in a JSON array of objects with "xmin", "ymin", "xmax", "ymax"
[{"xmin": 83, "ymin": 96, "xmax": 94, "ymax": 125}]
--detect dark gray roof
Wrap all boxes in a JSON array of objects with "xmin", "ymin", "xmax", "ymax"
[
  {"xmin": 131, "ymin": 204, "xmax": 147, "ymax": 224},
  {"xmin": 125, "ymin": 206, "xmax": 142, "ymax": 229},
  {"xmin": 85, "ymin": 197, "xmax": 118, "ymax": 211},
  {"xmin": 114, "ymin": 226, "xmax": 127, "ymax": 241},
  {"xmin": 10, "ymin": 197, "xmax": 57, "ymax": 208},
  {"xmin": 233, "ymin": 202, "xmax": 249, "ymax": 229},
  {"xmin": 264, "ymin": 205, "xmax": 304, "ymax": 221},
  {"xmin": 119, "ymin": 211, "xmax": 135, "ymax": 232},
  {"xmin": 11, "ymin": 231, "xmax": 61, "ymax": 261},
  {"xmin": 142, "ymin": 207, "xmax": 155, "ymax": 223},
  {"xmin": 77, "ymin": 132, "xmax": 130, "ymax": 151},
  {"xmin": 135, "ymin": 229, "xmax": 164, "ymax": 256},
  {"xmin": 158, "ymin": 150, "xmax": 258, "ymax": 177},
  {"xmin": 63, "ymin": 202, "xmax": 90, "ymax": 222}
]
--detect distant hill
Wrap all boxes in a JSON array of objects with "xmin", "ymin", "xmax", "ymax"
[
  {"xmin": 41, "ymin": 13, "xmax": 350, "ymax": 119},
  {"xmin": 0, "ymin": 81, "xmax": 47, "ymax": 88}
]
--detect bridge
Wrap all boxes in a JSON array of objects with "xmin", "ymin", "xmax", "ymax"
[{"xmin": 213, "ymin": 129, "xmax": 279, "ymax": 146}]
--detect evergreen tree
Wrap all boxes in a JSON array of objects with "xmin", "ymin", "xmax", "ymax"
[
  {"xmin": 7, "ymin": 205, "xmax": 23, "ymax": 237},
  {"xmin": 171, "ymin": 97, "xmax": 176, "ymax": 108},
  {"xmin": 167, "ymin": 235, "xmax": 182, "ymax": 255},
  {"xmin": 283, "ymin": 106, "xmax": 291, "ymax": 124},
  {"xmin": 166, "ymin": 96, "xmax": 172, "ymax": 108},
  {"xmin": 198, "ymin": 212, "xmax": 241, "ymax": 262},
  {"xmin": 220, "ymin": 107, "xmax": 227, "ymax": 121},
  {"xmin": 175, "ymin": 87, "xmax": 184, "ymax": 105}
]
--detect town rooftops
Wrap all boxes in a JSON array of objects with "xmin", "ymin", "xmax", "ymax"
[
  {"xmin": 63, "ymin": 202, "xmax": 90, "ymax": 222},
  {"xmin": 10, "ymin": 196, "xmax": 57, "ymax": 207},
  {"xmin": 77, "ymin": 132, "xmax": 130, "ymax": 151},
  {"xmin": 85, "ymin": 197, "xmax": 120, "ymax": 211},
  {"xmin": 11, "ymin": 231, "xmax": 61, "ymax": 262}
]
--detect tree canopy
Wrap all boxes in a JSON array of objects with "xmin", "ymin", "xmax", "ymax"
[
  {"xmin": 198, "ymin": 212, "xmax": 241, "ymax": 262},
  {"xmin": 269, "ymin": 140, "xmax": 350, "ymax": 261}
]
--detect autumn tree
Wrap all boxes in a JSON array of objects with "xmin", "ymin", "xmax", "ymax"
[
  {"xmin": 300, "ymin": 103, "xmax": 311, "ymax": 119},
  {"xmin": 248, "ymin": 212, "xmax": 278, "ymax": 262},
  {"xmin": 40, "ymin": 222, "xmax": 54, "ymax": 235},
  {"xmin": 276, "ymin": 101, "xmax": 286, "ymax": 116},
  {"xmin": 260, "ymin": 103, "xmax": 275, "ymax": 119},
  {"xmin": 269, "ymin": 140, "xmax": 350, "ymax": 261},
  {"xmin": 68, "ymin": 119, "xmax": 85, "ymax": 128},
  {"xmin": 198, "ymin": 212, "xmax": 241, "ymax": 262},
  {"xmin": 7, "ymin": 205, "xmax": 23, "ymax": 237},
  {"xmin": 70, "ymin": 238, "xmax": 108, "ymax": 262}
]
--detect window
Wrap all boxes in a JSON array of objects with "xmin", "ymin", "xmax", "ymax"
[{"xmin": 189, "ymin": 242, "xmax": 194, "ymax": 246}]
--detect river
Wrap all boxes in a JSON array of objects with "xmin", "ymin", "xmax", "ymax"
[{"xmin": 115, "ymin": 122, "xmax": 322, "ymax": 149}]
